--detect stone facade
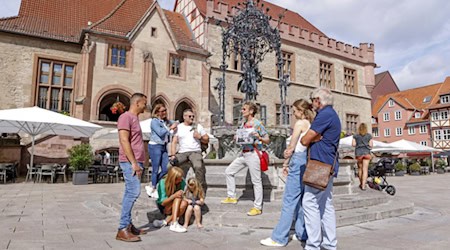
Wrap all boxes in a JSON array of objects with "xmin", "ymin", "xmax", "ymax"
[
  {"xmin": 0, "ymin": 4, "xmax": 208, "ymax": 168},
  {"xmin": 0, "ymin": 32, "xmax": 81, "ymax": 110},
  {"xmin": 0, "ymin": 0, "xmax": 376, "ymax": 168}
]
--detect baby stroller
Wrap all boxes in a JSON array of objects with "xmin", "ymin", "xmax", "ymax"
[{"xmin": 367, "ymin": 157, "xmax": 396, "ymax": 195}]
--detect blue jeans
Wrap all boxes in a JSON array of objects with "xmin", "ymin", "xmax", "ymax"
[
  {"xmin": 148, "ymin": 144, "xmax": 168, "ymax": 187},
  {"xmin": 118, "ymin": 162, "xmax": 143, "ymax": 230},
  {"xmin": 272, "ymin": 151, "xmax": 308, "ymax": 245}
]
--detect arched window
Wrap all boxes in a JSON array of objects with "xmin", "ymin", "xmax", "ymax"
[
  {"xmin": 98, "ymin": 93, "xmax": 130, "ymax": 122},
  {"xmin": 174, "ymin": 101, "xmax": 193, "ymax": 122}
]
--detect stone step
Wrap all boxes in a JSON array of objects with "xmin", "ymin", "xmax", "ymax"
[
  {"xmin": 206, "ymin": 173, "xmax": 278, "ymax": 188},
  {"xmin": 335, "ymin": 199, "xmax": 414, "ymax": 227},
  {"xmin": 205, "ymin": 184, "xmax": 356, "ymax": 200},
  {"xmin": 201, "ymin": 194, "xmax": 388, "ymax": 214},
  {"xmin": 201, "ymin": 198, "xmax": 414, "ymax": 229},
  {"xmin": 205, "ymin": 187, "xmax": 285, "ymax": 201},
  {"xmin": 98, "ymin": 189, "xmax": 413, "ymax": 230}
]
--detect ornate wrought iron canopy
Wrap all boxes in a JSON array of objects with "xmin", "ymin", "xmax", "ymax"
[{"xmin": 215, "ymin": 0, "xmax": 290, "ymax": 125}]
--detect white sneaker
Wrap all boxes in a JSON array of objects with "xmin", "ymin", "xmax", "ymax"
[
  {"xmin": 292, "ymin": 234, "xmax": 306, "ymax": 243},
  {"xmin": 260, "ymin": 237, "xmax": 284, "ymax": 247},
  {"xmin": 151, "ymin": 189, "xmax": 159, "ymax": 199},
  {"xmin": 145, "ymin": 186, "xmax": 153, "ymax": 197},
  {"xmin": 169, "ymin": 222, "xmax": 187, "ymax": 233},
  {"xmin": 153, "ymin": 219, "xmax": 167, "ymax": 228}
]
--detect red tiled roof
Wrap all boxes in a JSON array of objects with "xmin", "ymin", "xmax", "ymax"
[
  {"xmin": 373, "ymin": 83, "xmax": 441, "ymax": 114},
  {"xmin": 193, "ymin": 0, "xmax": 326, "ymax": 36},
  {"xmin": 428, "ymin": 77, "xmax": 450, "ymax": 109},
  {"xmin": 0, "ymin": 0, "xmax": 205, "ymax": 54},
  {"xmin": 163, "ymin": 10, "xmax": 208, "ymax": 54},
  {"xmin": 372, "ymin": 78, "xmax": 450, "ymax": 124},
  {"xmin": 0, "ymin": 0, "xmax": 125, "ymax": 42},
  {"xmin": 90, "ymin": 0, "xmax": 153, "ymax": 37}
]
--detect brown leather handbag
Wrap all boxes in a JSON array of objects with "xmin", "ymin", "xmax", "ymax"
[{"xmin": 303, "ymin": 148, "xmax": 337, "ymax": 190}]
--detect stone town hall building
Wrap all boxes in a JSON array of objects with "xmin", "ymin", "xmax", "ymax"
[{"xmin": 0, "ymin": 0, "xmax": 376, "ymax": 167}]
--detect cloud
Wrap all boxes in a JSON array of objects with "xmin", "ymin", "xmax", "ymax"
[
  {"xmin": 394, "ymin": 43, "xmax": 450, "ymax": 89},
  {"xmin": 157, "ymin": 0, "xmax": 176, "ymax": 10},
  {"xmin": 0, "ymin": 0, "xmax": 21, "ymax": 18},
  {"xmin": 266, "ymin": 0, "xmax": 450, "ymax": 90}
]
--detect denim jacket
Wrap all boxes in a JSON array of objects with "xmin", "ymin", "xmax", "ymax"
[{"xmin": 149, "ymin": 118, "xmax": 170, "ymax": 145}]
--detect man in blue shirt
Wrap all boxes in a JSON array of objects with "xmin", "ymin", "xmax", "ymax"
[{"xmin": 301, "ymin": 87, "xmax": 341, "ymax": 250}]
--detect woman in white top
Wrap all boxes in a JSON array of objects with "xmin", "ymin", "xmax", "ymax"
[{"xmin": 261, "ymin": 99, "xmax": 316, "ymax": 247}]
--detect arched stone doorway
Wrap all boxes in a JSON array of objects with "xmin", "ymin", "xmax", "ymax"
[
  {"xmin": 174, "ymin": 101, "xmax": 193, "ymax": 122},
  {"xmin": 98, "ymin": 93, "xmax": 130, "ymax": 122}
]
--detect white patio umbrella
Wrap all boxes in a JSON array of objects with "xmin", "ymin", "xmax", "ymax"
[
  {"xmin": 0, "ymin": 106, "xmax": 103, "ymax": 176},
  {"xmin": 372, "ymin": 139, "xmax": 443, "ymax": 172},
  {"xmin": 339, "ymin": 135, "xmax": 393, "ymax": 149},
  {"xmin": 371, "ymin": 139, "xmax": 442, "ymax": 153}
]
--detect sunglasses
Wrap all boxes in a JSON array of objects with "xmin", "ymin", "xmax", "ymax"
[
  {"xmin": 159, "ymin": 109, "xmax": 167, "ymax": 113},
  {"xmin": 188, "ymin": 115, "xmax": 195, "ymax": 118},
  {"xmin": 310, "ymin": 97, "xmax": 319, "ymax": 102}
]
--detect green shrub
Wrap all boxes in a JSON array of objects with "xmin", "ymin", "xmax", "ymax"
[
  {"xmin": 68, "ymin": 144, "xmax": 93, "ymax": 171},
  {"xmin": 435, "ymin": 159, "xmax": 446, "ymax": 169},
  {"xmin": 409, "ymin": 162, "xmax": 421, "ymax": 172},
  {"xmin": 394, "ymin": 162, "xmax": 406, "ymax": 172}
]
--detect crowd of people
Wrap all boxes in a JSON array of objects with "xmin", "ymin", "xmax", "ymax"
[{"xmin": 114, "ymin": 87, "xmax": 342, "ymax": 250}]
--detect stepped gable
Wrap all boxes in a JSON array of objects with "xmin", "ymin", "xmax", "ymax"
[
  {"xmin": 204, "ymin": 0, "xmax": 374, "ymax": 64},
  {"xmin": 193, "ymin": 0, "xmax": 325, "ymax": 36},
  {"xmin": 163, "ymin": 10, "xmax": 209, "ymax": 55},
  {"xmin": 0, "ymin": 0, "xmax": 153, "ymax": 42},
  {"xmin": 372, "ymin": 81, "xmax": 444, "ymax": 123}
]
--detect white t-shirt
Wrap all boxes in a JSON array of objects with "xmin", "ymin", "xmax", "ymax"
[{"xmin": 176, "ymin": 123, "xmax": 206, "ymax": 153}]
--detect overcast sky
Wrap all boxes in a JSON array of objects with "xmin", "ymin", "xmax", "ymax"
[{"xmin": 2, "ymin": 0, "xmax": 449, "ymax": 90}]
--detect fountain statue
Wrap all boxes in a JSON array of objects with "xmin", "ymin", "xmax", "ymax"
[{"xmin": 212, "ymin": 0, "xmax": 290, "ymax": 159}]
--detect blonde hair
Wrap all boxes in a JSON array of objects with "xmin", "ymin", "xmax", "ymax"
[
  {"xmin": 164, "ymin": 167, "xmax": 184, "ymax": 196},
  {"xmin": 186, "ymin": 177, "xmax": 205, "ymax": 199},
  {"xmin": 243, "ymin": 102, "xmax": 258, "ymax": 116},
  {"xmin": 358, "ymin": 123, "xmax": 368, "ymax": 135},
  {"xmin": 292, "ymin": 99, "xmax": 316, "ymax": 123},
  {"xmin": 151, "ymin": 103, "xmax": 166, "ymax": 118}
]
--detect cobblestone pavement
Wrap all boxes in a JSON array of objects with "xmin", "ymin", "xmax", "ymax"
[{"xmin": 0, "ymin": 174, "xmax": 449, "ymax": 249}]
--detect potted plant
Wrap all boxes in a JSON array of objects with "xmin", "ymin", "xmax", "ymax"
[
  {"xmin": 68, "ymin": 144, "xmax": 93, "ymax": 185},
  {"xmin": 409, "ymin": 162, "xmax": 421, "ymax": 176},
  {"xmin": 435, "ymin": 159, "xmax": 446, "ymax": 174},
  {"xmin": 394, "ymin": 162, "xmax": 406, "ymax": 176}
]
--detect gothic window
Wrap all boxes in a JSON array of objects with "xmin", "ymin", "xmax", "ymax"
[
  {"xmin": 108, "ymin": 44, "xmax": 130, "ymax": 68},
  {"xmin": 276, "ymin": 104, "xmax": 291, "ymax": 126},
  {"xmin": 344, "ymin": 68, "xmax": 357, "ymax": 94},
  {"xmin": 346, "ymin": 114, "xmax": 358, "ymax": 135},
  {"xmin": 169, "ymin": 53, "xmax": 185, "ymax": 77},
  {"xmin": 319, "ymin": 61, "xmax": 334, "ymax": 89},
  {"xmin": 277, "ymin": 51, "xmax": 294, "ymax": 81},
  {"xmin": 233, "ymin": 98, "xmax": 243, "ymax": 126},
  {"xmin": 36, "ymin": 59, "xmax": 75, "ymax": 114}
]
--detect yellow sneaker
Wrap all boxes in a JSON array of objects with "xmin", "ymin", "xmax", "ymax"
[
  {"xmin": 247, "ymin": 207, "xmax": 262, "ymax": 216},
  {"xmin": 221, "ymin": 197, "xmax": 238, "ymax": 204}
]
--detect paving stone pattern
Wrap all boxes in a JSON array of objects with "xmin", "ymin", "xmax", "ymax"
[{"xmin": 0, "ymin": 175, "xmax": 449, "ymax": 249}]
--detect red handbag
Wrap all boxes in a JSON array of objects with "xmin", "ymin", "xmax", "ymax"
[{"xmin": 255, "ymin": 148, "xmax": 269, "ymax": 172}]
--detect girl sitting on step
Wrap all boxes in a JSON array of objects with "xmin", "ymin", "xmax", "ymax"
[
  {"xmin": 153, "ymin": 166, "xmax": 188, "ymax": 233},
  {"xmin": 183, "ymin": 177, "xmax": 205, "ymax": 229}
]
